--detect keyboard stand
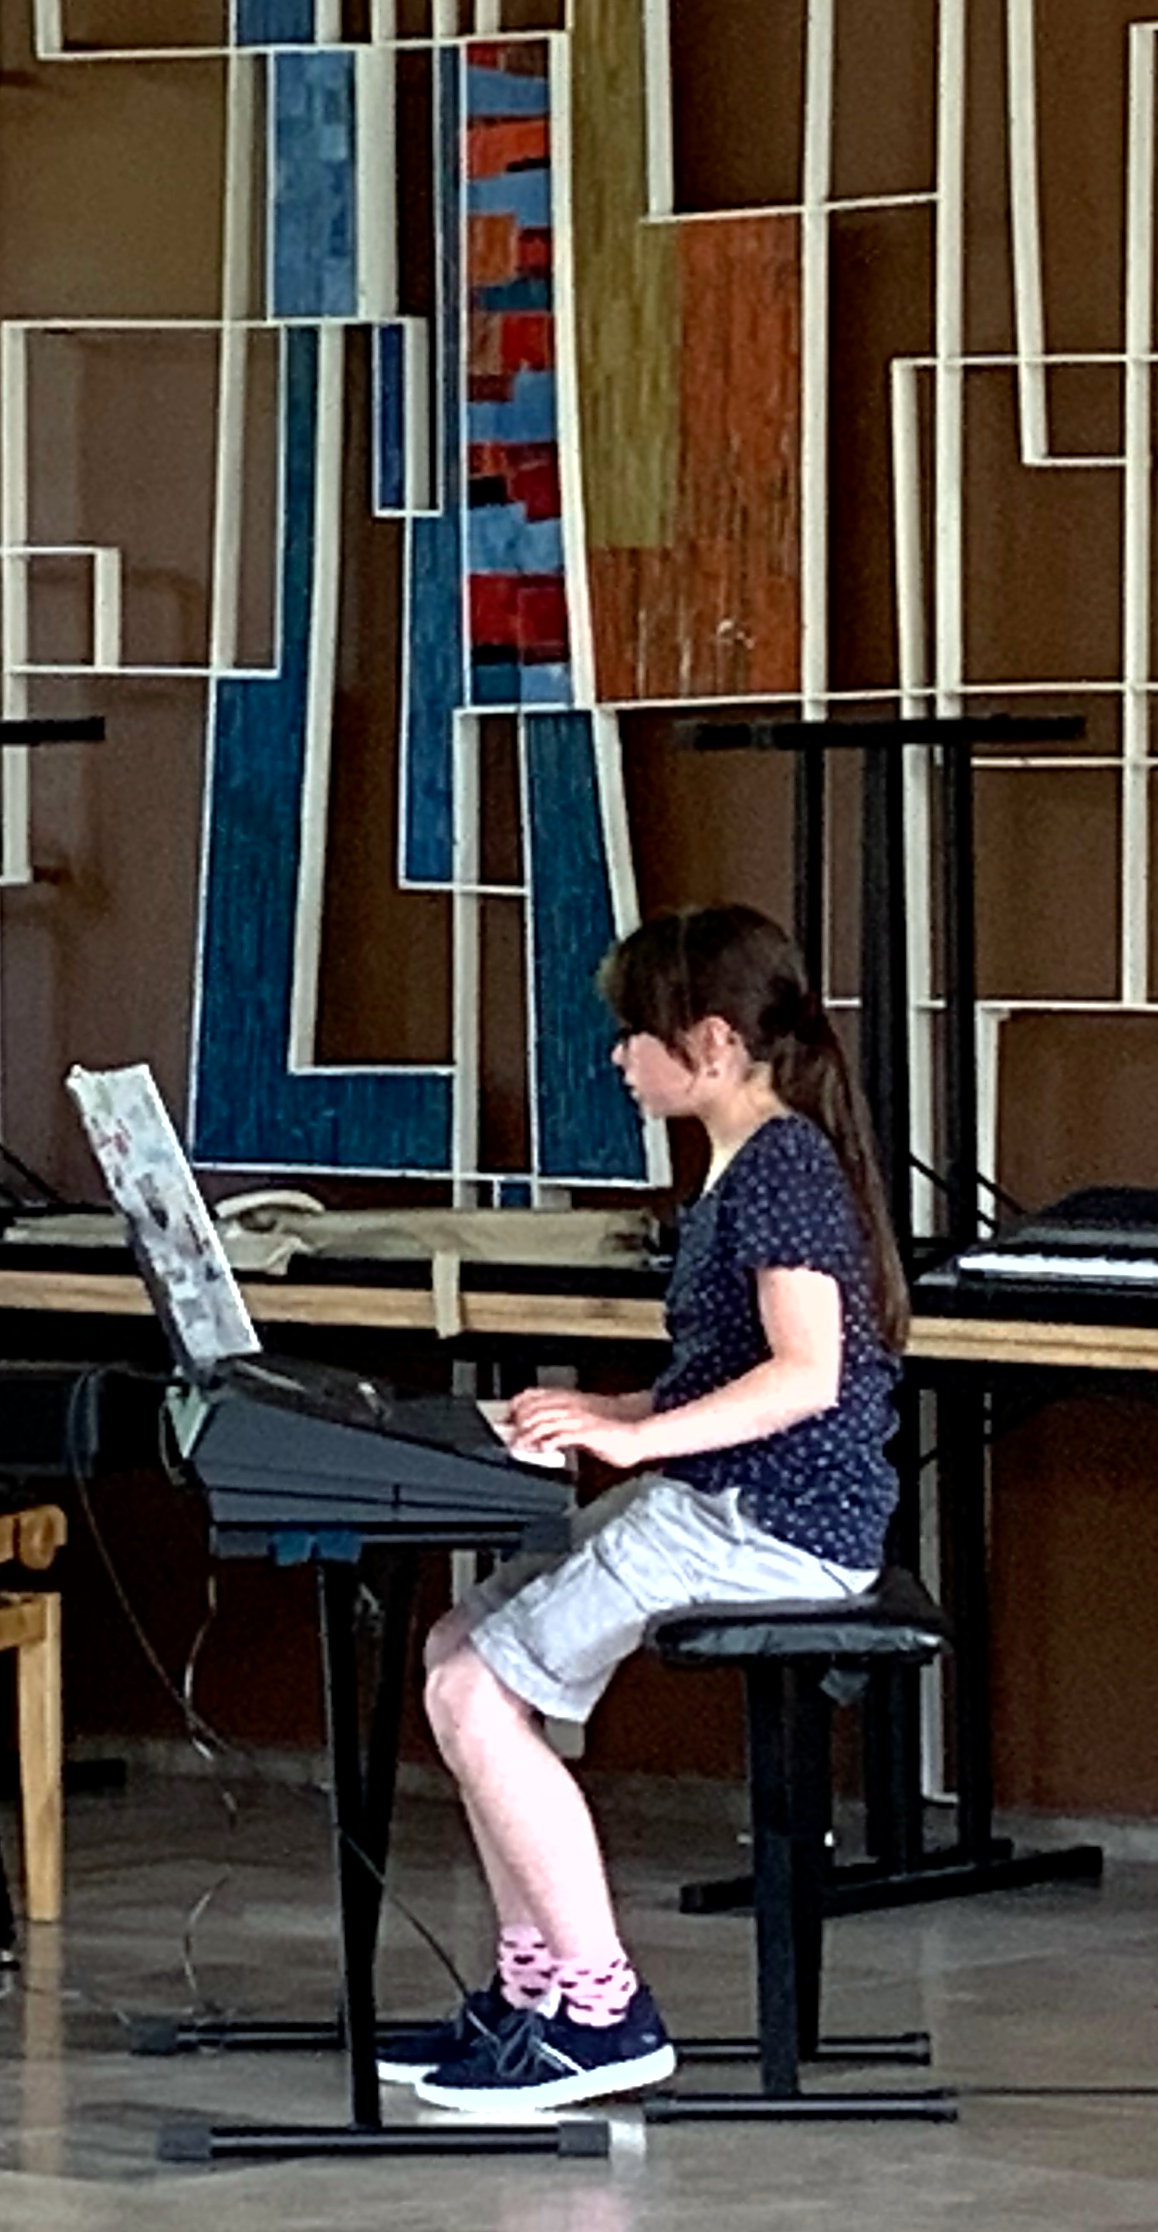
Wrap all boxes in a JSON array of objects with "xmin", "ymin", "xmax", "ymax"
[{"xmin": 137, "ymin": 1547, "xmax": 606, "ymax": 2165}]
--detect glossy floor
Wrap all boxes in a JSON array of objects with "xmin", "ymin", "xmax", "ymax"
[{"xmin": 0, "ymin": 1769, "xmax": 1155, "ymax": 2231}]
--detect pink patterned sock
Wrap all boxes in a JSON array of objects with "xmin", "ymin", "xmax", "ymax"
[
  {"xmin": 497, "ymin": 1925, "xmax": 558, "ymax": 2010},
  {"xmin": 556, "ymin": 1951, "xmax": 639, "ymax": 2028}
]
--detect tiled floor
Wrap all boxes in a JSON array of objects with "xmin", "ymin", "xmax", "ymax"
[{"xmin": 0, "ymin": 1768, "xmax": 1156, "ymax": 2230}]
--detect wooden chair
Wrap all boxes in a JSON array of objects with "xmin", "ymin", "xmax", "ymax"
[{"xmin": 0, "ymin": 1502, "xmax": 66, "ymax": 1947}]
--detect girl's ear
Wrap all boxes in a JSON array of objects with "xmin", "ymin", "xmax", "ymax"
[{"xmin": 685, "ymin": 1014, "xmax": 736, "ymax": 1071}]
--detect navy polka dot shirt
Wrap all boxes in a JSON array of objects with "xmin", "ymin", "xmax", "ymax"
[{"xmin": 653, "ymin": 1113, "xmax": 900, "ymax": 1570}]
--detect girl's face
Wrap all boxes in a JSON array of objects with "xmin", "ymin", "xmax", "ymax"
[{"xmin": 611, "ymin": 1029, "xmax": 703, "ymax": 1119}]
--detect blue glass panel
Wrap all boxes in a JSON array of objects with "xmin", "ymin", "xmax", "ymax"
[
  {"xmin": 272, "ymin": 51, "xmax": 358, "ymax": 320},
  {"xmin": 466, "ymin": 65, "xmax": 549, "ymax": 117},
  {"xmin": 236, "ymin": 0, "xmax": 315, "ymax": 47},
  {"xmin": 466, "ymin": 168, "xmax": 551, "ymax": 229},
  {"xmin": 519, "ymin": 661, "xmax": 572, "ymax": 706},
  {"xmin": 468, "ymin": 370, "xmax": 557, "ymax": 444},
  {"xmin": 523, "ymin": 715, "xmax": 648, "ymax": 1182},
  {"xmin": 374, "ymin": 325, "xmax": 406, "ymax": 511},
  {"xmin": 192, "ymin": 329, "xmax": 453, "ymax": 1173},
  {"xmin": 467, "ymin": 504, "xmax": 563, "ymax": 574},
  {"xmin": 475, "ymin": 276, "xmax": 552, "ymax": 314},
  {"xmin": 402, "ymin": 46, "xmax": 463, "ymax": 883},
  {"xmin": 470, "ymin": 661, "xmax": 520, "ymax": 706}
]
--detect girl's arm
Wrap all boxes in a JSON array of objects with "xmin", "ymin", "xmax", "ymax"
[{"xmin": 514, "ymin": 1267, "xmax": 840, "ymax": 1466}]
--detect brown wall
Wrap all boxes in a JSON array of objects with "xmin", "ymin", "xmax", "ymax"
[{"xmin": 4, "ymin": 3, "xmax": 1158, "ymax": 1814}]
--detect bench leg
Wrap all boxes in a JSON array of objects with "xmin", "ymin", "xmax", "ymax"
[
  {"xmin": 787, "ymin": 1671, "xmax": 832, "ymax": 2061},
  {"xmin": 746, "ymin": 1662, "xmax": 800, "ymax": 2096},
  {"xmin": 18, "ymin": 1595, "xmax": 62, "ymax": 1924},
  {"xmin": 651, "ymin": 1655, "xmax": 956, "ymax": 2124}
]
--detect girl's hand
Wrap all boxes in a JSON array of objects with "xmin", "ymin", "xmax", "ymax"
[
  {"xmin": 508, "ymin": 1388, "xmax": 629, "ymax": 1435},
  {"xmin": 549, "ymin": 1417, "xmax": 644, "ymax": 1469},
  {"xmin": 505, "ymin": 1388, "xmax": 645, "ymax": 1468}
]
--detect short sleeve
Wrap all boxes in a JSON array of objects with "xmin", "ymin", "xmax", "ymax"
[{"xmin": 725, "ymin": 1121, "xmax": 851, "ymax": 1279}]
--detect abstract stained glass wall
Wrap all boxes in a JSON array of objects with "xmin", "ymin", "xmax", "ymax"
[{"xmin": 0, "ymin": 0, "xmax": 1155, "ymax": 1812}]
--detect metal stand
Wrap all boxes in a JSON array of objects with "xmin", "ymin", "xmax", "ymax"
[
  {"xmin": 679, "ymin": 711, "xmax": 1102, "ymax": 1913},
  {"xmin": 146, "ymin": 1548, "xmax": 608, "ymax": 2164},
  {"xmin": 161, "ymin": 2120, "xmax": 608, "ymax": 2163}
]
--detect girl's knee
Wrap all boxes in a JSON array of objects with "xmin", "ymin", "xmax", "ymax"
[
  {"xmin": 424, "ymin": 1602, "xmax": 475, "ymax": 1675},
  {"xmin": 426, "ymin": 1642, "xmax": 493, "ymax": 1740},
  {"xmin": 425, "ymin": 1643, "xmax": 512, "ymax": 1767}
]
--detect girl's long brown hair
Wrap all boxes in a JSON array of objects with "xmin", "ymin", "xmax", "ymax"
[{"xmin": 600, "ymin": 905, "xmax": 910, "ymax": 1351}]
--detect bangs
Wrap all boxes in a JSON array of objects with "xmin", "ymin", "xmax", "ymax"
[{"xmin": 598, "ymin": 915, "xmax": 693, "ymax": 1046}]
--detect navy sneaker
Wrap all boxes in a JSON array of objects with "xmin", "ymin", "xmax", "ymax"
[
  {"xmin": 413, "ymin": 1984, "xmax": 676, "ymax": 2112},
  {"xmin": 376, "ymin": 1977, "xmax": 510, "ymax": 2087}
]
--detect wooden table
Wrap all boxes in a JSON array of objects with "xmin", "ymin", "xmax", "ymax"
[{"xmin": 9, "ymin": 1254, "xmax": 1158, "ymax": 1375}]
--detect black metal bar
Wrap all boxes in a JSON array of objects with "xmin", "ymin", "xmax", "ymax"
[
  {"xmin": 645, "ymin": 2090, "xmax": 957, "ymax": 2123},
  {"xmin": 862, "ymin": 1662, "xmax": 925, "ymax": 1874},
  {"xmin": 678, "ymin": 1870, "xmax": 755, "ymax": 1916},
  {"xmin": 862, "ymin": 1386, "xmax": 927, "ymax": 1870},
  {"xmin": 350, "ymin": 1547, "xmax": 420, "ymax": 1984},
  {"xmin": 793, "ymin": 745, "xmax": 826, "ymax": 991},
  {"xmin": 317, "ymin": 1561, "xmax": 381, "ymax": 2130},
  {"xmin": 675, "ymin": 2032, "xmax": 932, "ymax": 2066},
  {"xmin": 859, "ymin": 738, "xmax": 912, "ymax": 1261},
  {"xmin": 810, "ymin": 2033, "xmax": 932, "ymax": 2065},
  {"xmin": 160, "ymin": 2119, "xmax": 611, "ymax": 2162},
  {"xmin": 822, "ymin": 1842, "xmax": 1103, "ymax": 1913},
  {"xmin": 678, "ymin": 1837, "xmax": 1103, "ymax": 1919},
  {"xmin": 936, "ymin": 1373, "xmax": 994, "ymax": 1862},
  {"xmin": 0, "ymin": 717, "xmax": 104, "ymax": 745}
]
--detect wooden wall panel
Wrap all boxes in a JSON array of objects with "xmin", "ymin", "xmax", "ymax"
[
  {"xmin": 991, "ymin": 1402, "xmax": 1158, "ymax": 1816},
  {"xmin": 974, "ymin": 772, "xmax": 1120, "ymax": 1003},
  {"xmin": 999, "ymin": 1014, "xmax": 1158, "ymax": 1207},
  {"xmin": 572, "ymin": 2, "xmax": 801, "ymax": 702},
  {"xmin": 585, "ymin": 219, "xmax": 801, "ymax": 704},
  {"xmin": 569, "ymin": 0, "xmax": 680, "ymax": 556}
]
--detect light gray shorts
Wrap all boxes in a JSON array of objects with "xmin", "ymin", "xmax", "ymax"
[{"xmin": 462, "ymin": 1473, "xmax": 879, "ymax": 1724}]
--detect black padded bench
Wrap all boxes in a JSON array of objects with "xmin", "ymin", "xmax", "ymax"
[{"xmin": 643, "ymin": 1567, "xmax": 957, "ymax": 2123}]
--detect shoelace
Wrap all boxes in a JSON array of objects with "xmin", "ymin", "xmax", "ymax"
[
  {"xmin": 461, "ymin": 1991, "xmax": 508, "ymax": 2046},
  {"xmin": 464, "ymin": 2004, "xmax": 579, "ymax": 2084}
]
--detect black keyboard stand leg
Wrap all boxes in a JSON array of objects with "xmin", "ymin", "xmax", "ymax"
[
  {"xmin": 318, "ymin": 1560, "xmax": 383, "ymax": 2129},
  {"xmin": 351, "ymin": 1547, "xmax": 421, "ymax": 2025}
]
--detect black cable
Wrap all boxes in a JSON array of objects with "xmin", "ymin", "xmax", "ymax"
[
  {"xmin": 59, "ymin": 1366, "xmax": 472, "ymax": 2021},
  {"xmin": 0, "ymin": 1138, "xmax": 98, "ymax": 1214},
  {"xmin": 909, "ymin": 1152, "xmax": 1026, "ymax": 1230}
]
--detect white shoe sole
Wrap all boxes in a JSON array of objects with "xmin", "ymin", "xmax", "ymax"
[
  {"xmin": 414, "ymin": 2042, "xmax": 677, "ymax": 2114},
  {"xmin": 376, "ymin": 2058, "xmax": 437, "ymax": 2088}
]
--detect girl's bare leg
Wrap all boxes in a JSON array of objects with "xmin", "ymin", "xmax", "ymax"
[{"xmin": 425, "ymin": 1643, "xmax": 620, "ymax": 1962}]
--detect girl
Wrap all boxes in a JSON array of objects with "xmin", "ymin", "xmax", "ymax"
[{"xmin": 379, "ymin": 904, "xmax": 908, "ymax": 2113}]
